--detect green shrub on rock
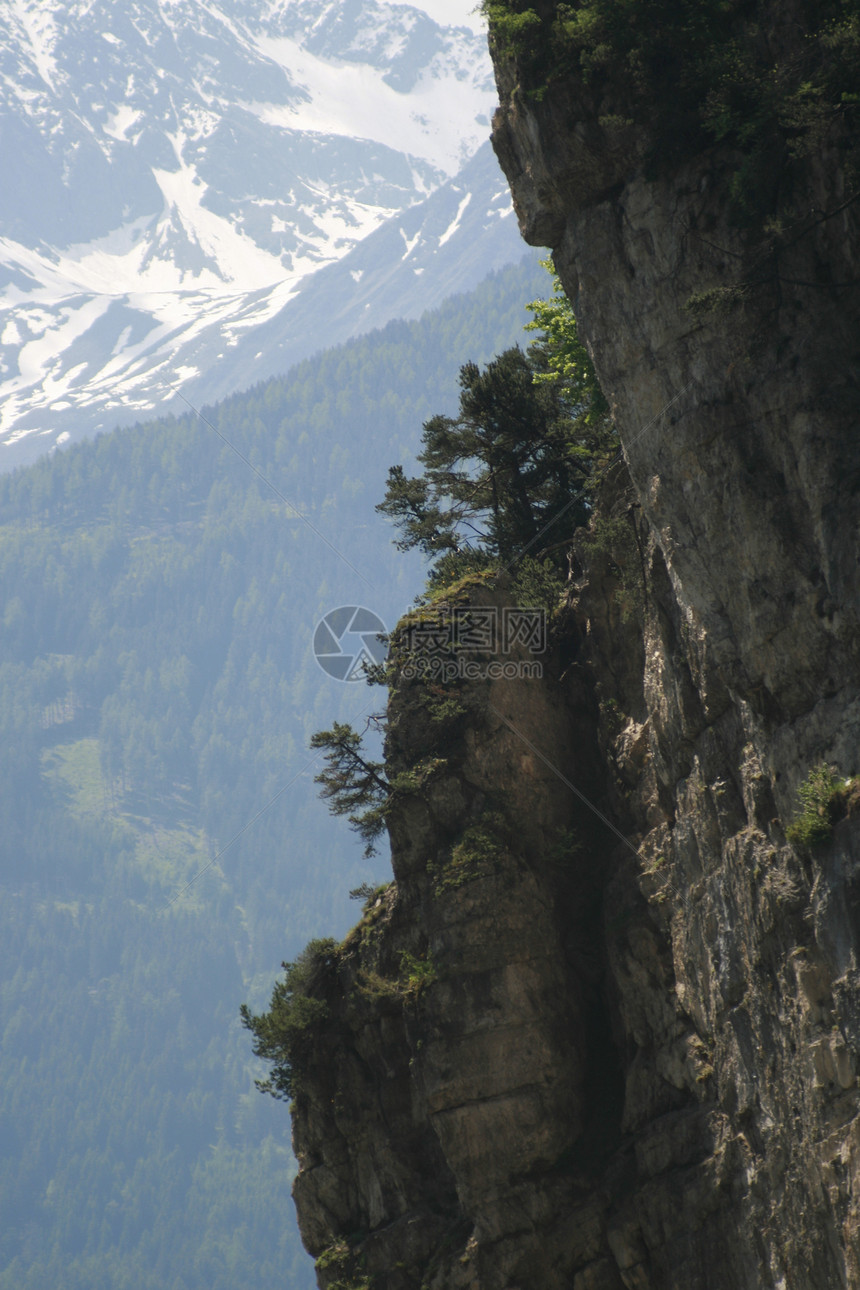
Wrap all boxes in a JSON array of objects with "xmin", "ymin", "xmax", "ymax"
[
  {"xmin": 786, "ymin": 765, "xmax": 858, "ymax": 846},
  {"xmin": 240, "ymin": 938, "xmax": 340, "ymax": 1100}
]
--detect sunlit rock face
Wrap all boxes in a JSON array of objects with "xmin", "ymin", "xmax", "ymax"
[
  {"xmin": 488, "ymin": 6, "xmax": 860, "ymax": 1285},
  {"xmin": 288, "ymin": 6, "xmax": 860, "ymax": 1288}
]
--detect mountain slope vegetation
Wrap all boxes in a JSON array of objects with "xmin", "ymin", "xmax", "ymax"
[{"xmin": 0, "ymin": 255, "xmax": 544, "ymax": 1290}]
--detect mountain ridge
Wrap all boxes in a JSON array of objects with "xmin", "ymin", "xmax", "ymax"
[{"xmin": 0, "ymin": 0, "xmax": 522, "ymax": 467}]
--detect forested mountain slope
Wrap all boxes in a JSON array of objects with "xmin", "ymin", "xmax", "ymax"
[{"xmin": 0, "ymin": 253, "xmax": 544, "ymax": 1290}]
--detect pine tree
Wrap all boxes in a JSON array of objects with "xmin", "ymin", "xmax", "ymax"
[
  {"xmin": 377, "ymin": 271, "xmax": 614, "ymax": 577},
  {"xmin": 310, "ymin": 722, "xmax": 390, "ymax": 856}
]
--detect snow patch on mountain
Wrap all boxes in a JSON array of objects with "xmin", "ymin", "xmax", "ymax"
[
  {"xmin": 0, "ymin": 0, "xmax": 514, "ymax": 467},
  {"xmin": 438, "ymin": 191, "xmax": 472, "ymax": 246},
  {"xmin": 248, "ymin": 29, "xmax": 486, "ymax": 174}
]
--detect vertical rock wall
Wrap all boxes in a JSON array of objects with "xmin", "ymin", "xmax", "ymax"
[
  {"xmin": 291, "ymin": 583, "xmax": 628, "ymax": 1288},
  {"xmin": 488, "ymin": 5, "xmax": 860, "ymax": 1285},
  {"xmin": 287, "ymin": 8, "xmax": 860, "ymax": 1287}
]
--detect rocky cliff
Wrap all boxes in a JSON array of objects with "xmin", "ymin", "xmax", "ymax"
[{"xmin": 284, "ymin": 5, "xmax": 860, "ymax": 1286}]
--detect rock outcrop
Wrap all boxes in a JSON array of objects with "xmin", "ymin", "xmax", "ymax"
[
  {"xmin": 287, "ymin": 6, "xmax": 860, "ymax": 1287},
  {"xmin": 290, "ymin": 581, "xmax": 622, "ymax": 1288}
]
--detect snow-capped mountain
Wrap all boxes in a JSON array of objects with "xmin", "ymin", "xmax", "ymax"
[
  {"xmin": 177, "ymin": 142, "xmax": 528, "ymax": 409},
  {"xmin": 0, "ymin": 0, "xmax": 521, "ymax": 467}
]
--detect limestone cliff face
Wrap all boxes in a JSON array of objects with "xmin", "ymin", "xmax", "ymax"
[
  {"xmin": 289, "ymin": 10, "xmax": 860, "ymax": 1288},
  {"xmin": 291, "ymin": 584, "xmax": 623, "ymax": 1287},
  {"xmin": 487, "ymin": 7, "xmax": 860, "ymax": 1283}
]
